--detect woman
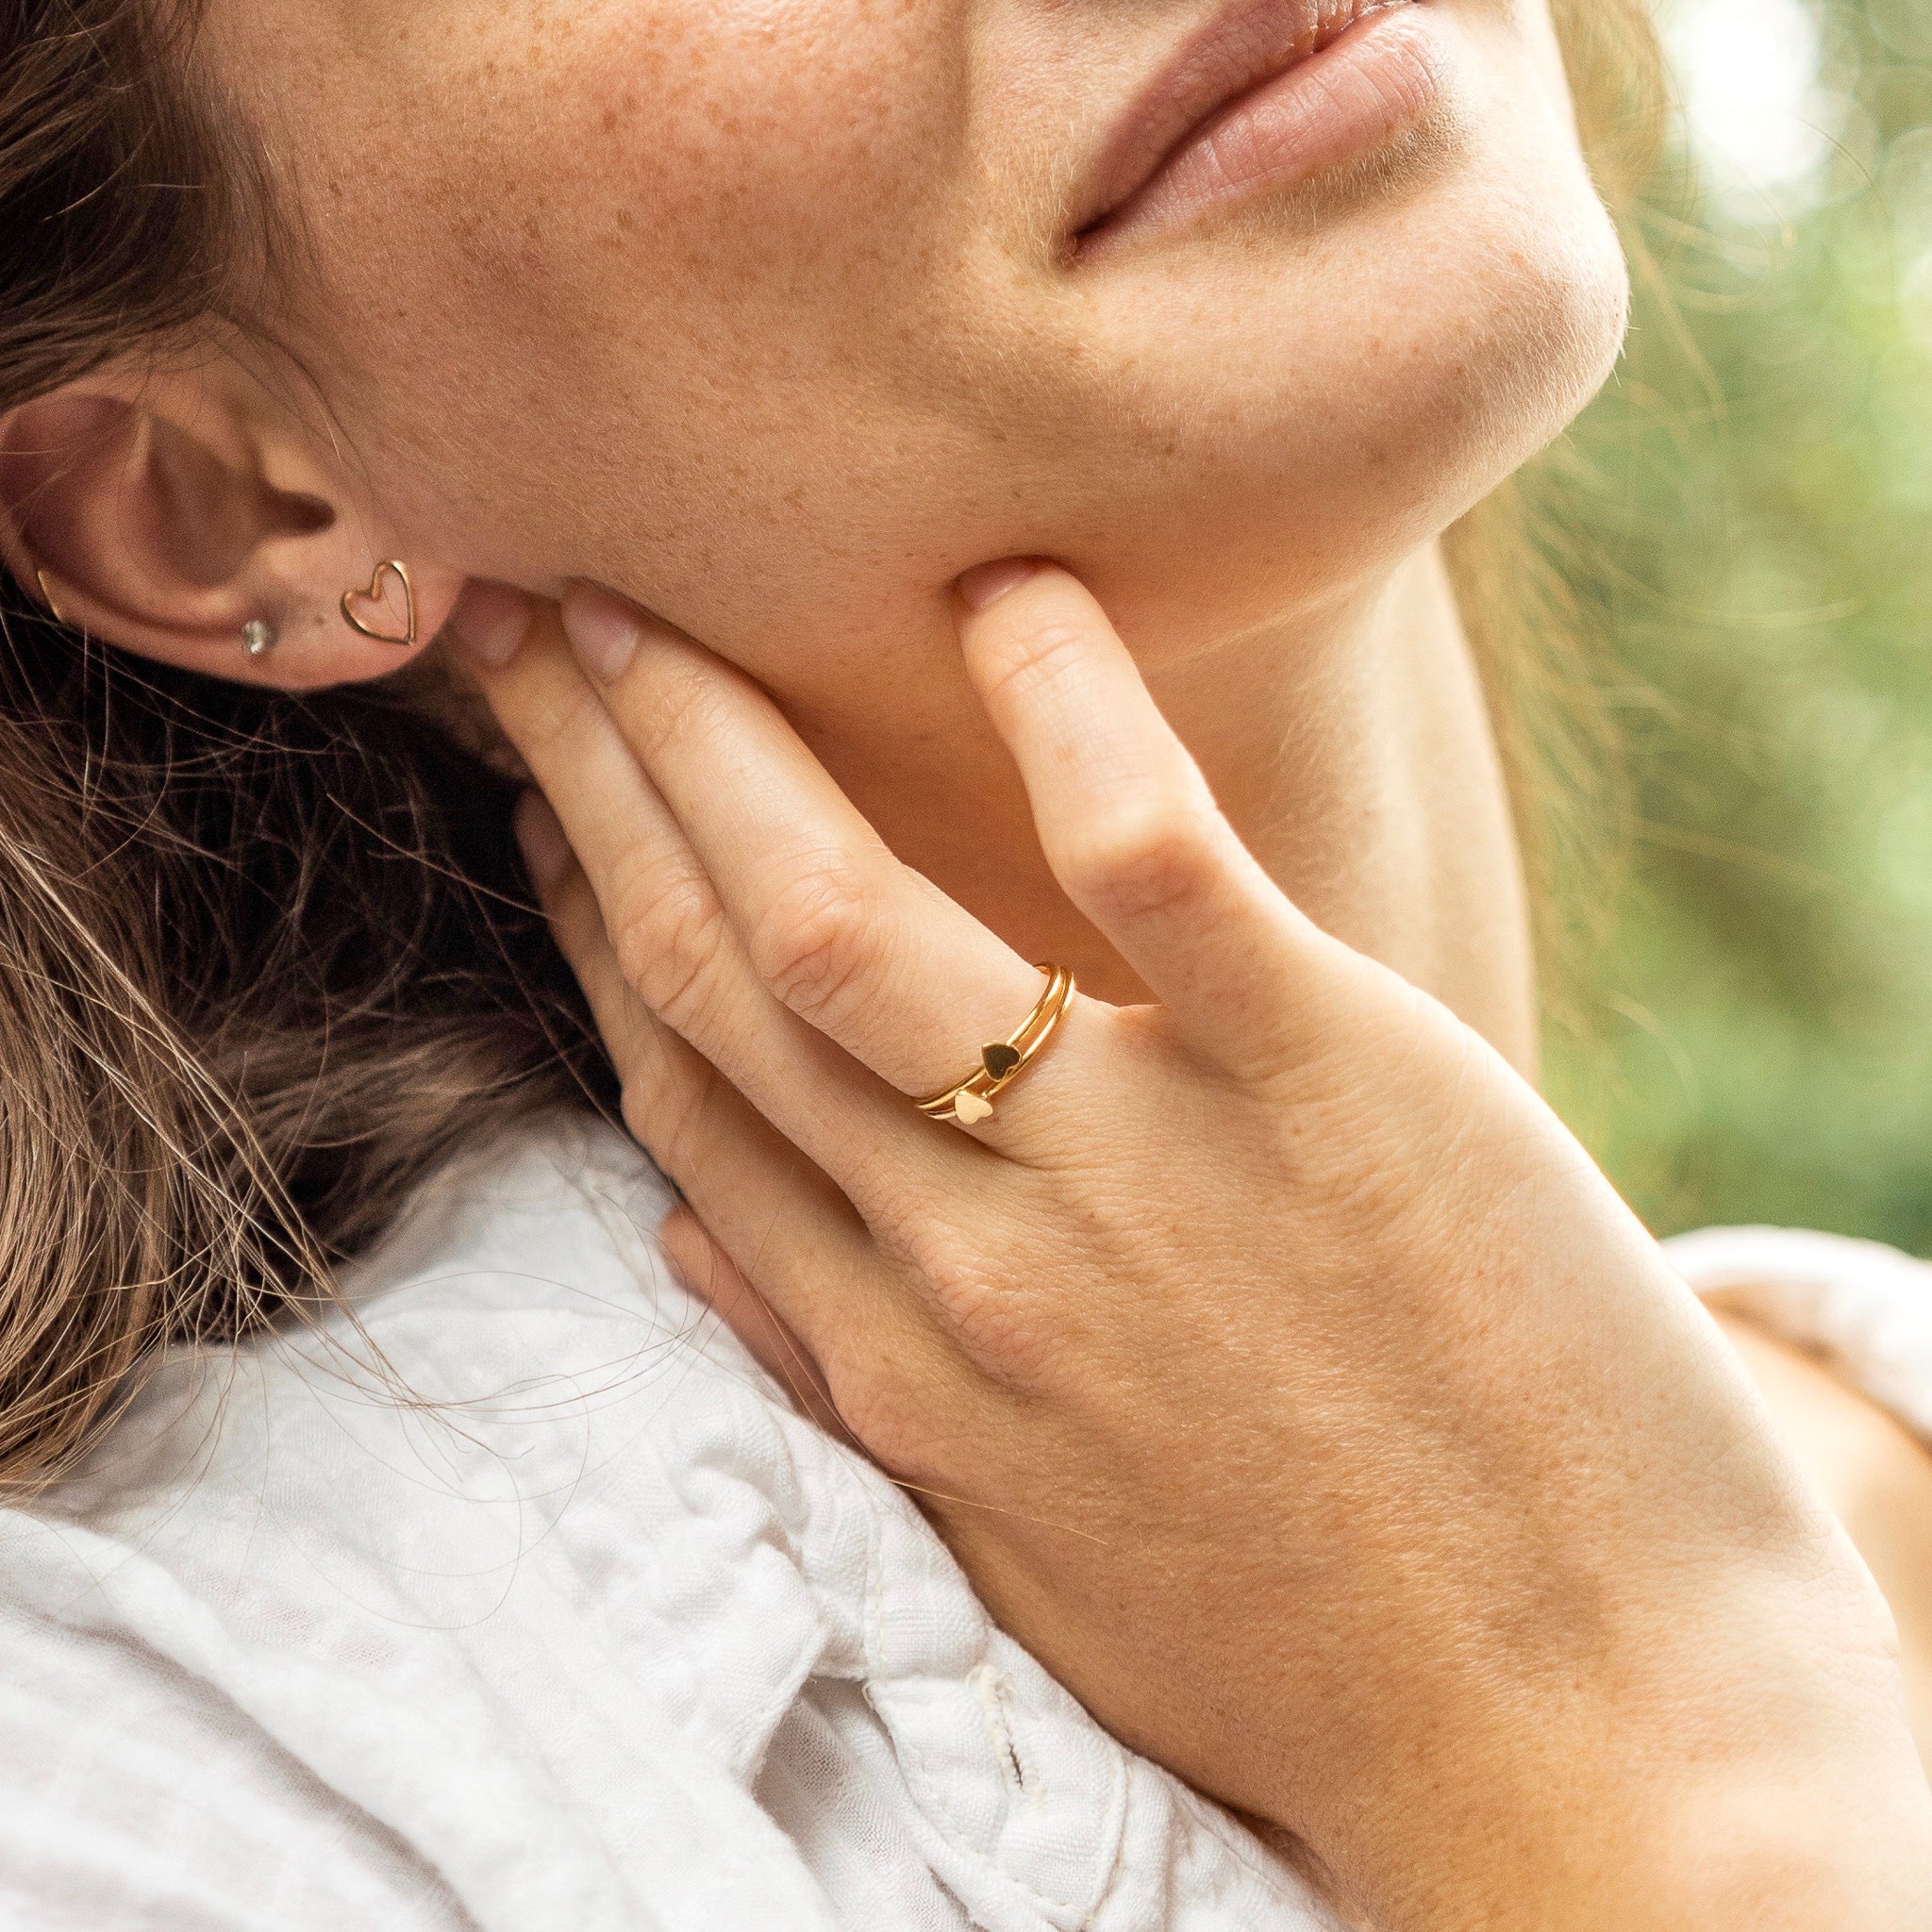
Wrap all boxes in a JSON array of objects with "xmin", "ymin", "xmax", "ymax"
[{"xmin": 0, "ymin": 0, "xmax": 1926, "ymax": 1926}]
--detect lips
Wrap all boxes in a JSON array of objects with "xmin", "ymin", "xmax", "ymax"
[{"xmin": 1074, "ymin": 0, "xmax": 1425, "ymax": 248}]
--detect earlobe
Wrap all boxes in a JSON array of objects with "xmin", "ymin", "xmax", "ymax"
[{"xmin": 0, "ymin": 363, "xmax": 463, "ymax": 690}]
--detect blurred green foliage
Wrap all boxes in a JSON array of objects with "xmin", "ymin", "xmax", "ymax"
[{"xmin": 1544, "ymin": 0, "xmax": 1932, "ymax": 1248}]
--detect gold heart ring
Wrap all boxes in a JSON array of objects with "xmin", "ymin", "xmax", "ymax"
[
  {"xmin": 915, "ymin": 964, "xmax": 1075, "ymax": 1129},
  {"xmin": 340, "ymin": 559, "xmax": 418, "ymax": 649}
]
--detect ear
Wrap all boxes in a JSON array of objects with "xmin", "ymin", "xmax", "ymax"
[{"xmin": 0, "ymin": 353, "xmax": 466, "ymax": 691}]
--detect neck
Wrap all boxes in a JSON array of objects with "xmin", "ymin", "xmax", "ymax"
[{"xmin": 772, "ymin": 541, "xmax": 1537, "ymax": 1077}]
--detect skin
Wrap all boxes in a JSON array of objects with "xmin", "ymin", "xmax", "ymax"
[
  {"xmin": 1713, "ymin": 1309, "xmax": 1932, "ymax": 1784},
  {"xmin": 5, "ymin": 0, "xmax": 1609, "ymax": 1059},
  {"xmin": 441, "ymin": 571, "xmax": 1931, "ymax": 1930},
  {"xmin": 0, "ymin": 0, "xmax": 1928, "ymax": 1922}
]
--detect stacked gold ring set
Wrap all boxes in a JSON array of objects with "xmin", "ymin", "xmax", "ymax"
[{"xmin": 915, "ymin": 964, "xmax": 1074, "ymax": 1127}]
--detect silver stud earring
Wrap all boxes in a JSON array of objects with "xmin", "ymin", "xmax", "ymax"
[{"xmin": 242, "ymin": 618, "xmax": 278, "ymax": 658}]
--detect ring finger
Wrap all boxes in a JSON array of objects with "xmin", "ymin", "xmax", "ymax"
[
  {"xmin": 474, "ymin": 605, "xmax": 970, "ymax": 1205},
  {"xmin": 507, "ymin": 591, "xmax": 1096, "ymax": 1152}
]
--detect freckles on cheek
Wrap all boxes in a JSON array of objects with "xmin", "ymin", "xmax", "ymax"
[
  {"xmin": 274, "ymin": 1, "xmax": 976, "ymax": 589},
  {"xmin": 422, "ymin": 4, "xmax": 957, "ymax": 341}
]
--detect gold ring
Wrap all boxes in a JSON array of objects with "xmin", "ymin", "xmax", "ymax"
[{"xmin": 915, "ymin": 964, "xmax": 1075, "ymax": 1127}]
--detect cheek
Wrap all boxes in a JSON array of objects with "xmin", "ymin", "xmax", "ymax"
[
  {"xmin": 431, "ymin": 5, "xmax": 958, "ymax": 326},
  {"xmin": 1238, "ymin": 20, "xmax": 1629, "ymax": 516},
  {"xmin": 1437, "ymin": 20, "xmax": 1632, "ymax": 455},
  {"xmin": 242, "ymin": 0, "xmax": 1633, "ymax": 666},
  {"xmin": 274, "ymin": 0, "xmax": 970, "ymax": 575},
  {"xmin": 1017, "ymin": 46, "xmax": 1631, "ymax": 646}
]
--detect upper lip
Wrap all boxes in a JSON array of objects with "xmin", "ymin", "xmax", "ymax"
[{"xmin": 1072, "ymin": 0, "xmax": 1414, "ymax": 241}]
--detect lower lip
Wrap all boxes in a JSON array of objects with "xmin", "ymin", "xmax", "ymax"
[{"xmin": 1079, "ymin": 6, "xmax": 1447, "ymax": 258}]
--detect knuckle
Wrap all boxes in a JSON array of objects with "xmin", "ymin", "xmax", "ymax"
[
  {"xmin": 623, "ymin": 1053, "xmax": 724, "ymax": 1181},
  {"xmin": 613, "ymin": 875, "xmax": 734, "ymax": 1035},
  {"xmin": 974, "ymin": 618, "xmax": 1089, "ymax": 714},
  {"xmin": 823, "ymin": 1365, "xmax": 963, "ymax": 1484},
  {"xmin": 746, "ymin": 854, "xmax": 882, "ymax": 1023},
  {"xmin": 810, "ymin": 1313, "xmax": 994, "ymax": 1491},
  {"xmin": 515, "ymin": 673, "xmax": 602, "ymax": 764},
  {"xmin": 1060, "ymin": 797, "xmax": 1222, "ymax": 924},
  {"xmin": 891, "ymin": 1223, "xmax": 1056, "ymax": 1383},
  {"xmin": 626, "ymin": 655, "xmax": 738, "ymax": 765}
]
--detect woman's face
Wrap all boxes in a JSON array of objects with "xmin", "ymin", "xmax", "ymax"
[{"xmin": 206, "ymin": 0, "xmax": 1625, "ymax": 677}]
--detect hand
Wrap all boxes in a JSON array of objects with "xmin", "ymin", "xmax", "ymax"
[{"xmin": 458, "ymin": 563, "xmax": 1932, "ymax": 1931}]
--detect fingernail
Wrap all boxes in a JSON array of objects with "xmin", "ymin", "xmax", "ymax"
[
  {"xmin": 954, "ymin": 558, "xmax": 1043, "ymax": 612},
  {"xmin": 514, "ymin": 790, "xmax": 571, "ymax": 892},
  {"xmin": 445, "ymin": 580, "xmax": 533, "ymax": 668},
  {"xmin": 562, "ymin": 583, "xmax": 641, "ymax": 683}
]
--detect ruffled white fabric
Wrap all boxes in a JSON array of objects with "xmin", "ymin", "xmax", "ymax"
[
  {"xmin": 0, "ymin": 1118, "xmax": 1335, "ymax": 1932},
  {"xmin": 5, "ymin": 1116, "xmax": 1927, "ymax": 1931}
]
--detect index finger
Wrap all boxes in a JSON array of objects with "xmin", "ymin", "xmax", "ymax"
[
  {"xmin": 551, "ymin": 586, "xmax": 1098, "ymax": 1149},
  {"xmin": 954, "ymin": 560, "xmax": 1338, "ymax": 1076}
]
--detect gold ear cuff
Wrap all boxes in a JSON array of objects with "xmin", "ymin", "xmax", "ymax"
[{"xmin": 32, "ymin": 565, "xmax": 68, "ymax": 625}]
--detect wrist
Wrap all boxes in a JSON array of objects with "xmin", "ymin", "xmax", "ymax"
[
  {"xmin": 1375, "ymin": 1749, "xmax": 1932, "ymax": 1932},
  {"xmin": 1294, "ymin": 1626, "xmax": 1932, "ymax": 1932},
  {"xmin": 1596, "ymin": 1754, "xmax": 1932, "ymax": 1932}
]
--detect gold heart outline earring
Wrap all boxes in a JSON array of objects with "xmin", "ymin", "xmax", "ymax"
[{"xmin": 340, "ymin": 559, "xmax": 417, "ymax": 648}]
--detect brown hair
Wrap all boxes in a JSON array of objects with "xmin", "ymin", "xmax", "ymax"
[
  {"xmin": 0, "ymin": 0, "xmax": 1665, "ymax": 1486},
  {"xmin": 1450, "ymin": 0, "xmax": 1672, "ymax": 985},
  {"xmin": 0, "ymin": 0, "xmax": 607, "ymax": 1484}
]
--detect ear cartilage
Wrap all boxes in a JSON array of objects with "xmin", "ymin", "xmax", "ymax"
[{"xmin": 242, "ymin": 618, "xmax": 279, "ymax": 658}]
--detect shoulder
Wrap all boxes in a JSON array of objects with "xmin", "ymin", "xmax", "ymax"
[
  {"xmin": 1671, "ymin": 1225, "xmax": 1932, "ymax": 1774},
  {"xmin": 30, "ymin": 1112, "xmax": 836, "ymax": 1625},
  {"xmin": 0, "ymin": 1116, "xmax": 855, "ymax": 1928},
  {"xmin": 10, "ymin": 1107, "xmax": 853, "ymax": 1701},
  {"xmin": 0, "ymin": 1114, "xmax": 1333, "ymax": 1931},
  {"xmin": 1668, "ymin": 1224, "xmax": 1932, "ymax": 1445},
  {"xmin": 0, "ymin": 1600, "xmax": 468, "ymax": 1930}
]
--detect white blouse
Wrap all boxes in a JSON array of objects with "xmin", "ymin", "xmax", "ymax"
[{"xmin": 0, "ymin": 1117, "xmax": 1925, "ymax": 1931}]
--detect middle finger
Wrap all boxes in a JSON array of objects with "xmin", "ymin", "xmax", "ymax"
[
  {"xmin": 557, "ymin": 585, "xmax": 1095, "ymax": 1138},
  {"xmin": 473, "ymin": 605, "xmax": 954, "ymax": 1203}
]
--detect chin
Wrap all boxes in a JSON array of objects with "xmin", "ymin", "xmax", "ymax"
[{"xmin": 1037, "ymin": 161, "xmax": 1632, "ymax": 656}]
